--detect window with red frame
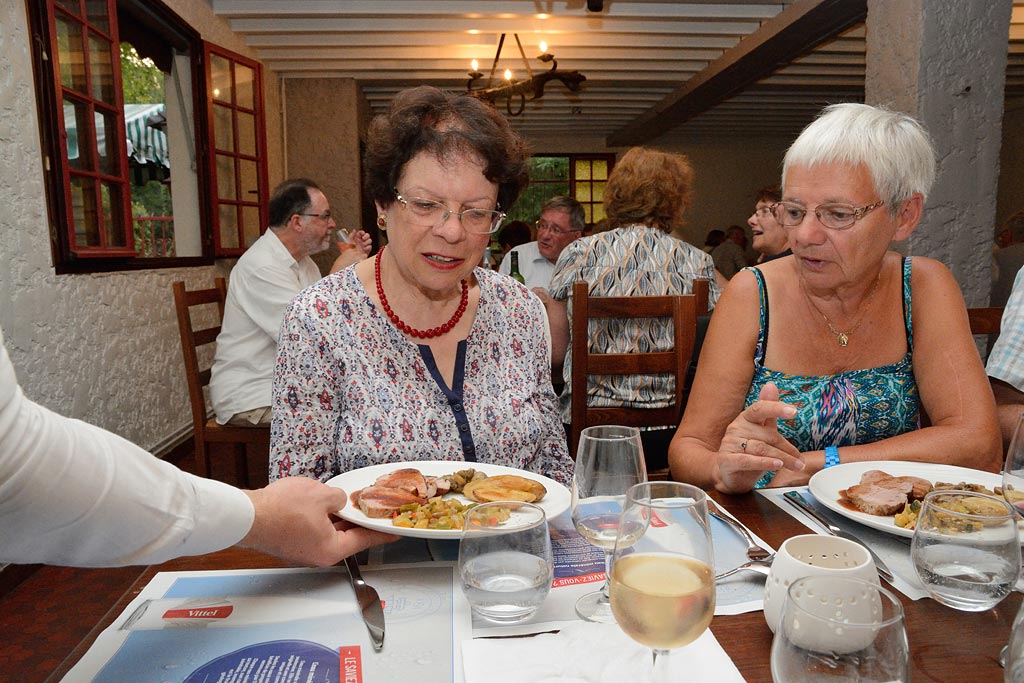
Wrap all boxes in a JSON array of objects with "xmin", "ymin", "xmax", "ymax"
[{"xmin": 205, "ymin": 43, "xmax": 268, "ymax": 255}]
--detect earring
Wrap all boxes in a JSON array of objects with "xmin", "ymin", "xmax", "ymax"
[{"xmin": 376, "ymin": 214, "xmax": 387, "ymax": 230}]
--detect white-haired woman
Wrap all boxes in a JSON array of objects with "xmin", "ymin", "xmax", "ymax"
[{"xmin": 669, "ymin": 103, "xmax": 1000, "ymax": 493}]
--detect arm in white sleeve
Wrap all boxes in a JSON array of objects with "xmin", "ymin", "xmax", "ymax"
[{"xmin": 0, "ymin": 334, "xmax": 254, "ymax": 567}]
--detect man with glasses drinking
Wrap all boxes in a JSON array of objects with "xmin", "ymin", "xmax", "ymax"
[
  {"xmin": 499, "ymin": 195, "xmax": 585, "ymax": 290},
  {"xmin": 210, "ymin": 178, "xmax": 370, "ymax": 427}
]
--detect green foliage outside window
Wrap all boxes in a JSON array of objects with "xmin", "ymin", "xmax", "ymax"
[
  {"xmin": 508, "ymin": 156, "xmax": 569, "ymax": 223},
  {"xmin": 120, "ymin": 43, "xmax": 174, "ymax": 256}
]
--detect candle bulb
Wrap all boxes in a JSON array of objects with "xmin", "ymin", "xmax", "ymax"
[{"xmin": 504, "ymin": 68, "xmax": 513, "ymax": 81}]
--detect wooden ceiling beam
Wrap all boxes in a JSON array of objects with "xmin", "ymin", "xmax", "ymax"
[{"xmin": 606, "ymin": 0, "xmax": 866, "ymax": 147}]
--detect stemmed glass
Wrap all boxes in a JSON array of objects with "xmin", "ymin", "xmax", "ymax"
[
  {"xmin": 608, "ymin": 481, "xmax": 714, "ymax": 683},
  {"xmin": 770, "ymin": 575, "xmax": 909, "ymax": 682},
  {"xmin": 911, "ymin": 489, "xmax": 1020, "ymax": 611},
  {"xmin": 570, "ymin": 425, "xmax": 647, "ymax": 623},
  {"xmin": 1002, "ymin": 412, "xmax": 1024, "ymax": 516}
]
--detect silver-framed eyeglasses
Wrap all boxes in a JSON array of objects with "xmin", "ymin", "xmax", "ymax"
[
  {"xmin": 535, "ymin": 219, "xmax": 580, "ymax": 236},
  {"xmin": 753, "ymin": 206, "xmax": 773, "ymax": 218},
  {"xmin": 298, "ymin": 210, "xmax": 332, "ymax": 221},
  {"xmin": 771, "ymin": 199, "xmax": 884, "ymax": 230},
  {"xmin": 394, "ymin": 189, "xmax": 505, "ymax": 234}
]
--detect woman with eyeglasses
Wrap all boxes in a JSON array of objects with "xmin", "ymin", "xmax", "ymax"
[
  {"xmin": 269, "ymin": 86, "xmax": 572, "ymax": 485},
  {"xmin": 669, "ymin": 103, "xmax": 1000, "ymax": 493}
]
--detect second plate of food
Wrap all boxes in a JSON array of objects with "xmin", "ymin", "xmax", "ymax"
[
  {"xmin": 326, "ymin": 460, "xmax": 571, "ymax": 539},
  {"xmin": 807, "ymin": 460, "xmax": 1005, "ymax": 539}
]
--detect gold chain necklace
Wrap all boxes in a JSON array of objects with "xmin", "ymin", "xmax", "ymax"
[{"xmin": 801, "ymin": 275, "xmax": 881, "ymax": 347}]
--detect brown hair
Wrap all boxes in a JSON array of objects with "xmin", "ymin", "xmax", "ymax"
[
  {"xmin": 754, "ymin": 184, "xmax": 781, "ymax": 205},
  {"xmin": 603, "ymin": 147, "xmax": 694, "ymax": 232},
  {"xmin": 363, "ymin": 86, "xmax": 530, "ymax": 213}
]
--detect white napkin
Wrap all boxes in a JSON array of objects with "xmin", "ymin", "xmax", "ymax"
[{"xmin": 462, "ymin": 620, "xmax": 745, "ymax": 683}]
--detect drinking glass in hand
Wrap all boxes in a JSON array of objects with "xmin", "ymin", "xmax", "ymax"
[
  {"xmin": 1002, "ymin": 413, "xmax": 1024, "ymax": 516},
  {"xmin": 770, "ymin": 575, "xmax": 909, "ymax": 683},
  {"xmin": 458, "ymin": 502, "xmax": 553, "ymax": 624},
  {"xmin": 911, "ymin": 490, "xmax": 1020, "ymax": 611},
  {"xmin": 571, "ymin": 425, "xmax": 647, "ymax": 623},
  {"xmin": 609, "ymin": 481, "xmax": 714, "ymax": 683}
]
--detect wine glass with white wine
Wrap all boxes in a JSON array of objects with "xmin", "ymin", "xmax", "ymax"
[
  {"xmin": 570, "ymin": 425, "xmax": 647, "ymax": 623},
  {"xmin": 1002, "ymin": 412, "xmax": 1024, "ymax": 516},
  {"xmin": 608, "ymin": 481, "xmax": 715, "ymax": 683}
]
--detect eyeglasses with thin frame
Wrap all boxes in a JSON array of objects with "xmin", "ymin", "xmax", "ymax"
[
  {"xmin": 771, "ymin": 199, "xmax": 885, "ymax": 231},
  {"xmin": 535, "ymin": 218, "xmax": 581, "ymax": 236},
  {"xmin": 297, "ymin": 210, "xmax": 333, "ymax": 221},
  {"xmin": 752, "ymin": 206, "xmax": 774, "ymax": 219},
  {"xmin": 394, "ymin": 189, "xmax": 505, "ymax": 234}
]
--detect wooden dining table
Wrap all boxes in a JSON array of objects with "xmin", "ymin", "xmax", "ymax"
[{"xmin": 2, "ymin": 489, "xmax": 1018, "ymax": 683}]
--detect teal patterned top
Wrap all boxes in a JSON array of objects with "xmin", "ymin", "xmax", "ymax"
[{"xmin": 745, "ymin": 257, "xmax": 921, "ymax": 459}]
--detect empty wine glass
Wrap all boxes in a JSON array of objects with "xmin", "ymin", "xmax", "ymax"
[
  {"xmin": 911, "ymin": 489, "xmax": 1020, "ymax": 611},
  {"xmin": 1002, "ymin": 412, "xmax": 1024, "ymax": 516},
  {"xmin": 609, "ymin": 481, "xmax": 714, "ymax": 683},
  {"xmin": 770, "ymin": 575, "xmax": 909, "ymax": 683},
  {"xmin": 570, "ymin": 425, "xmax": 647, "ymax": 622}
]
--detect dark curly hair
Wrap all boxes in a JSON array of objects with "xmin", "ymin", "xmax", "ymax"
[{"xmin": 363, "ymin": 86, "xmax": 530, "ymax": 214}]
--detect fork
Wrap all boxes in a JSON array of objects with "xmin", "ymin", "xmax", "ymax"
[
  {"xmin": 707, "ymin": 498, "xmax": 774, "ymax": 561},
  {"xmin": 714, "ymin": 558, "xmax": 773, "ymax": 581}
]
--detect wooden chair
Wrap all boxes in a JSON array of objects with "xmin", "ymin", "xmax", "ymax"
[
  {"xmin": 569, "ymin": 279, "xmax": 708, "ymax": 480},
  {"xmin": 968, "ymin": 307, "xmax": 1003, "ymax": 336},
  {"xmin": 172, "ymin": 278, "xmax": 269, "ymax": 487}
]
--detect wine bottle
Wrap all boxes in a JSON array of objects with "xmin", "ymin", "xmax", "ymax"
[{"xmin": 509, "ymin": 251, "xmax": 525, "ymax": 284}]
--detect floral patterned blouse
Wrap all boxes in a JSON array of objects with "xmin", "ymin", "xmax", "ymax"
[{"xmin": 269, "ymin": 266, "xmax": 573, "ymax": 485}]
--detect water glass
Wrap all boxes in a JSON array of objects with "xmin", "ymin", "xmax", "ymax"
[
  {"xmin": 458, "ymin": 501, "xmax": 553, "ymax": 624},
  {"xmin": 911, "ymin": 490, "xmax": 1020, "ymax": 611},
  {"xmin": 770, "ymin": 575, "xmax": 909, "ymax": 682},
  {"xmin": 1005, "ymin": 598, "xmax": 1024, "ymax": 682}
]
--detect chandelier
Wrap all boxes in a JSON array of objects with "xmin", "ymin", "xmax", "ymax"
[{"xmin": 466, "ymin": 34, "xmax": 586, "ymax": 116}]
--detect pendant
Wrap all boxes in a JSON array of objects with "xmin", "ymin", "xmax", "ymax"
[{"xmin": 837, "ymin": 332, "xmax": 849, "ymax": 347}]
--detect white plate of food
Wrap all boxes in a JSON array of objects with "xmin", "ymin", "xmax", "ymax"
[
  {"xmin": 326, "ymin": 461, "xmax": 571, "ymax": 539},
  {"xmin": 807, "ymin": 460, "xmax": 1005, "ymax": 539}
]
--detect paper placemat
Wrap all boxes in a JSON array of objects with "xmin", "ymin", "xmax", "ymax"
[{"xmin": 463, "ymin": 620, "xmax": 745, "ymax": 683}]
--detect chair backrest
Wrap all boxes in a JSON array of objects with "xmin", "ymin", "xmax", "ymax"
[
  {"xmin": 172, "ymin": 278, "xmax": 227, "ymax": 432},
  {"xmin": 968, "ymin": 307, "xmax": 1003, "ymax": 336},
  {"xmin": 569, "ymin": 279, "xmax": 702, "ymax": 458}
]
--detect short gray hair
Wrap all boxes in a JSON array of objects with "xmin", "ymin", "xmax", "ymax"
[
  {"xmin": 782, "ymin": 103, "xmax": 936, "ymax": 215},
  {"xmin": 541, "ymin": 195, "xmax": 586, "ymax": 232}
]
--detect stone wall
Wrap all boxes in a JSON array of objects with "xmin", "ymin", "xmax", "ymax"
[{"xmin": 0, "ymin": 0, "xmax": 282, "ymax": 453}]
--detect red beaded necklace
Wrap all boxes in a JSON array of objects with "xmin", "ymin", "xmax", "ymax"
[{"xmin": 374, "ymin": 246, "xmax": 469, "ymax": 339}]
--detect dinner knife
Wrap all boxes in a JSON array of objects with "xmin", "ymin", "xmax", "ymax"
[
  {"xmin": 782, "ymin": 491, "xmax": 896, "ymax": 583},
  {"xmin": 344, "ymin": 555, "xmax": 385, "ymax": 650}
]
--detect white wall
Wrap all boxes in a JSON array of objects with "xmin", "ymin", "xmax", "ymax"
[{"xmin": 0, "ymin": 0, "xmax": 282, "ymax": 453}]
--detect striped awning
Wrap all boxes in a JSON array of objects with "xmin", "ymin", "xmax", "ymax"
[
  {"xmin": 124, "ymin": 104, "xmax": 169, "ymax": 168},
  {"xmin": 63, "ymin": 103, "xmax": 170, "ymax": 169}
]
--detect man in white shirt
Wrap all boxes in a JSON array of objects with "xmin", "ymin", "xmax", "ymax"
[
  {"xmin": 499, "ymin": 195, "xmax": 585, "ymax": 290},
  {"xmin": 210, "ymin": 179, "xmax": 368, "ymax": 426},
  {"xmin": 0, "ymin": 326, "xmax": 394, "ymax": 567}
]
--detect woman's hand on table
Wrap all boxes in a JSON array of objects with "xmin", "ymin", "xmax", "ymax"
[
  {"xmin": 714, "ymin": 382, "xmax": 804, "ymax": 493},
  {"xmin": 240, "ymin": 477, "xmax": 398, "ymax": 567}
]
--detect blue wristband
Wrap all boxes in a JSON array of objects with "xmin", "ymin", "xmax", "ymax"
[{"xmin": 824, "ymin": 446, "xmax": 840, "ymax": 468}]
